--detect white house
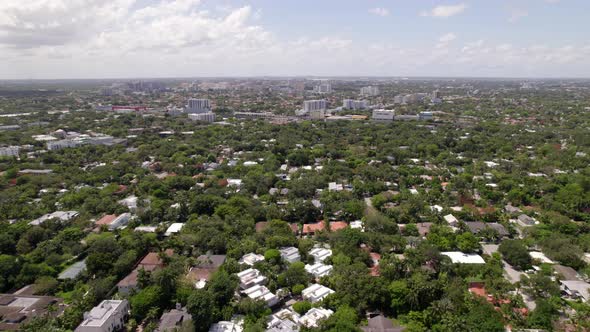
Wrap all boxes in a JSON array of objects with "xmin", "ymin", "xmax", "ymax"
[
  {"xmin": 302, "ymin": 284, "xmax": 335, "ymax": 303},
  {"xmin": 350, "ymin": 220, "xmax": 364, "ymax": 231},
  {"xmin": 442, "ymin": 252, "xmax": 485, "ymax": 264},
  {"xmin": 309, "ymin": 247, "xmax": 332, "ymax": 263},
  {"xmin": 237, "ymin": 268, "xmax": 267, "ymax": 289},
  {"xmin": 29, "ymin": 211, "xmax": 79, "ymax": 226},
  {"xmin": 279, "ymin": 247, "xmax": 300, "ymax": 263},
  {"xmin": 239, "ymin": 253, "xmax": 265, "ymax": 266},
  {"xmin": 75, "ymin": 300, "xmax": 129, "ymax": 332},
  {"xmin": 443, "ymin": 214, "xmax": 459, "ymax": 226},
  {"xmin": 561, "ymin": 280, "xmax": 590, "ymax": 302},
  {"xmin": 300, "ymin": 307, "xmax": 333, "ymax": 328},
  {"xmin": 305, "ymin": 263, "xmax": 333, "ymax": 278},
  {"xmin": 242, "ymin": 285, "xmax": 279, "ymax": 307},
  {"xmin": 164, "ymin": 223, "xmax": 184, "ymax": 236}
]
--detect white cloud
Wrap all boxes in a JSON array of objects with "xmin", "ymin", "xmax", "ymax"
[
  {"xmin": 421, "ymin": 3, "xmax": 467, "ymax": 18},
  {"xmin": 0, "ymin": 1, "xmax": 588, "ymax": 78},
  {"xmin": 368, "ymin": 7, "xmax": 390, "ymax": 17}
]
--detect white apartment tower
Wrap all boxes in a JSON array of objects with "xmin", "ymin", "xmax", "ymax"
[
  {"xmin": 303, "ymin": 100, "xmax": 327, "ymax": 113},
  {"xmin": 342, "ymin": 99, "xmax": 368, "ymax": 110},
  {"xmin": 187, "ymin": 98, "xmax": 211, "ymax": 114},
  {"xmin": 360, "ymin": 86, "xmax": 379, "ymax": 96}
]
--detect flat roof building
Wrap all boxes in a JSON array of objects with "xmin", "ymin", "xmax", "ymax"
[{"xmin": 76, "ymin": 300, "xmax": 129, "ymax": 332}]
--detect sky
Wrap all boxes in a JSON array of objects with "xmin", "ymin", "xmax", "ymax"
[{"xmin": 0, "ymin": 0, "xmax": 589, "ymax": 79}]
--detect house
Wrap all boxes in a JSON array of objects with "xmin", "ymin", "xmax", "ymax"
[
  {"xmin": 239, "ymin": 253, "xmax": 265, "ymax": 266},
  {"xmin": 554, "ymin": 265, "xmax": 580, "ymax": 281},
  {"xmin": 299, "ymin": 307, "xmax": 333, "ymax": 328},
  {"xmin": 164, "ymin": 223, "xmax": 184, "ymax": 236},
  {"xmin": 280, "ymin": 247, "xmax": 300, "ymax": 263},
  {"xmin": 187, "ymin": 255, "xmax": 226, "ymax": 289},
  {"xmin": 267, "ymin": 309, "xmax": 300, "ymax": 331},
  {"xmin": 529, "ymin": 251, "xmax": 554, "ymax": 264},
  {"xmin": 302, "ymin": 222, "xmax": 326, "ymax": 236},
  {"xmin": 156, "ymin": 306, "xmax": 191, "ymax": 332},
  {"xmin": 75, "ymin": 300, "xmax": 129, "ymax": 332},
  {"xmin": 302, "ymin": 284, "xmax": 335, "ymax": 303},
  {"xmin": 118, "ymin": 251, "xmax": 173, "ymax": 295},
  {"xmin": 329, "ymin": 221, "xmax": 348, "ymax": 232},
  {"xmin": 441, "ymin": 252, "xmax": 485, "ymax": 264},
  {"xmin": 237, "ymin": 268, "xmax": 267, "ymax": 289},
  {"xmin": 209, "ymin": 320, "xmax": 243, "ymax": 332},
  {"xmin": 118, "ymin": 195, "xmax": 138, "ymax": 212},
  {"xmin": 305, "ymin": 263, "xmax": 333, "ymax": 278},
  {"xmin": 350, "ymin": 220, "xmax": 364, "ymax": 231},
  {"xmin": 95, "ymin": 213, "xmax": 131, "ymax": 230},
  {"xmin": 504, "ymin": 205, "xmax": 522, "ymax": 215},
  {"xmin": 29, "ymin": 211, "xmax": 79, "ymax": 226},
  {"xmin": 361, "ymin": 315, "xmax": 406, "ymax": 332},
  {"xmin": 58, "ymin": 259, "xmax": 87, "ymax": 280},
  {"xmin": 443, "ymin": 214, "xmax": 459, "ymax": 226},
  {"xmin": 309, "ymin": 247, "xmax": 332, "ymax": 263},
  {"xmin": 561, "ymin": 280, "xmax": 590, "ymax": 302},
  {"xmin": 242, "ymin": 285, "xmax": 279, "ymax": 307},
  {"xmin": 516, "ymin": 214, "xmax": 537, "ymax": 227},
  {"xmin": 369, "ymin": 253, "xmax": 381, "ymax": 277},
  {"xmin": 0, "ymin": 294, "xmax": 65, "ymax": 331},
  {"xmin": 464, "ymin": 222, "xmax": 509, "ymax": 238}
]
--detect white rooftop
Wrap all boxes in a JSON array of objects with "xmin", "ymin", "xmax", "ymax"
[
  {"xmin": 78, "ymin": 300, "xmax": 128, "ymax": 328},
  {"xmin": 442, "ymin": 252, "xmax": 485, "ymax": 264},
  {"xmin": 529, "ymin": 251, "xmax": 554, "ymax": 264},
  {"xmin": 165, "ymin": 223, "xmax": 184, "ymax": 236},
  {"xmin": 239, "ymin": 253, "xmax": 265, "ymax": 266}
]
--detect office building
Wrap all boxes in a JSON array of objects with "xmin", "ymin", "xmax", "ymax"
[
  {"xmin": 303, "ymin": 100, "xmax": 327, "ymax": 113},
  {"xmin": 360, "ymin": 86, "xmax": 379, "ymax": 96},
  {"xmin": 342, "ymin": 99, "xmax": 368, "ymax": 110},
  {"xmin": 372, "ymin": 109, "xmax": 395, "ymax": 122},
  {"xmin": 186, "ymin": 98, "xmax": 211, "ymax": 114},
  {"xmin": 188, "ymin": 112, "xmax": 216, "ymax": 123},
  {"xmin": 76, "ymin": 300, "xmax": 129, "ymax": 332}
]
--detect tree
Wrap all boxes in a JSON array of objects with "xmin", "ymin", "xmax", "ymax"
[
  {"xmin": 499, "ymin": 239, "xmax": 532, "ymax": 270},
  {"xmin": 292, "ymin": 301, "xmax": 312, "ymax": 315},
  {"xmin": 456, "ymin": 232, "xmax": 480, "ymax": 253},
  {"xmin": 264, "ymin": 249, "xmax": 281, "ymax": 265},
  {"xmin": 130, "ymin": 285, "xmax": 163, "ymax": 321},
  {"xmin": 278, "ymin": 262, "xmax": 309, "ymax": 289},
  {"xmin": 187, "ymin": 289, "xmax": 217, "ymax": 332}
]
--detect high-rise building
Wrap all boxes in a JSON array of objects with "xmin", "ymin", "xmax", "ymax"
[
  {"xmin": 186, "ymin": 98, "xmax": 211, "ymax": 114},
  {"xmin": 314, "ymin": 82, "xmax": 332, "ymax": 94},
  {"xmin": 303, "ymin": 100, "xmax": 327, "ymax": 113},
  {"xmin": 432, "ymin": 90, "xmax": 441, "ymax": 99},
  {"xmin": 360, "ymin": 86, "xmax": 379, "ymax": 96},
  {"xmin": 342, "ymin": 99, "xmax": 368, "ymax": 110}
]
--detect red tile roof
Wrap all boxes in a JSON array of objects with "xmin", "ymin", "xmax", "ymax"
[
  {"xmin": 330, "ymin": 221, "xmax": 348, "ymax": 231},
  {"xmin": 95, "ymin": 214, "xmax": 117, "ymax": 226}
]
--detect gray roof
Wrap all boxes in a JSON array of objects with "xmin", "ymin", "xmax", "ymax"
[
  {"xmin": 157, "ymin": 308, "xmax": 191, "ymax": 332},
  {"xmin": 196, "ymin": 255, "xmax": 226, "ymax": 269},
  {"xmin": 58, "ymin": 259, "xmax": 87, "ymax": 280},
  {"xmin": 464, "ymin": 222, "xmax": 509, "ymax": 237},
  {"xmin": 361, "ymin": 315, "xmax": 405, "ymax": 332}
]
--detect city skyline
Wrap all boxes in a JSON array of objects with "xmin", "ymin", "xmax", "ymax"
[{"xmin": 1, "ymin": 0, "xmax": 589, "ymax": 79}]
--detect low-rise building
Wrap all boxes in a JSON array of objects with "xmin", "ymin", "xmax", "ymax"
[
  {"xmin": 0, "ymin": 293, "xmax": 65, "ymax": 330},
  {"xmin": 561, "ymin": 280, "xmax": 590, "ymax": 302},
  {"xmin": 280, "ymin": 247, "xmax": 301, "ymax": 263},
  {"xmin": 242, "ymin": 285, "xmax": 279, "ymax": 307},
  {"xmin": 372, "ymin": 109, "xmax": 395, "ymax": 122},
  {"xmin": 76, "ymin": 300, "xmax": 129, "ymax": 332},
  {"xmin": 239, "ymin": 253, "xmax": 265, "ymax": 266},
  {"xmin": 58, "ymin": 259, "xmax": 87, "ymax": 280},
  {"xmin": 300, "ymin": 307, "xmax": 333, "ymax": 328},
  {"xmin": 29, "ymin": 211, "xmax": 79, "ymax": 226},
  {"xmin": 156, "ymin": 306, "xmax": 191, "ymax": 332},
  {"xmin": 441, "ymin": 252, "xmax": 485, "ymax": 264},
  {"xmin": 305, "ymin": 263, "xmax": 333, "ymax": 278},
  {"xmin": 237, "ymin": 268, "xmax": 267, "ymax": 289},
  {"xmin": 164, "ymin": 223, "xmax": 184, "ymax": 236},
  {"xmin": 309, "ymin": 247, "xmax": 332, "ymax": 263},
  {"xmin": 302, "ymin": 284, "xmax": 335, "ymax": 303},
  {"xmin": 95, "ymin": 213, "xmax": 131, "ymax": 231},
  {"xmin": 187, "ymin": 255, "xmax": 226, "ymax": 289}
]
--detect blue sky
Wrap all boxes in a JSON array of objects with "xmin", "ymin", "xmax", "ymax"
[{"xmin": 0, "ymin": 0, "xmax": 589, "ymax": 78}]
